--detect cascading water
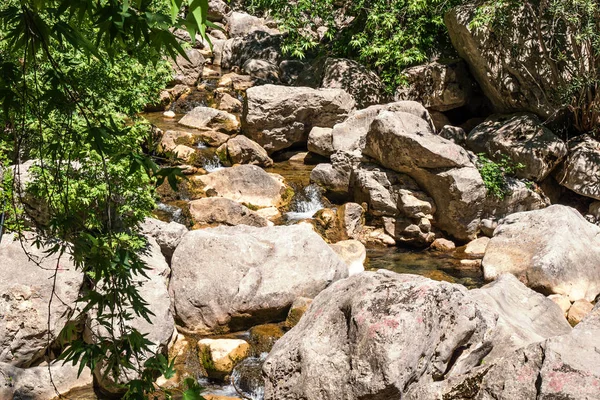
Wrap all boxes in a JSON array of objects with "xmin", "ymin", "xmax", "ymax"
[
  {"xmin": 155, "ymin": 202, "xmax": 184, "ymax": 224},
  {"xmin": 203, "ymin": 155, "xmax": 225, "ymax": 172},
  {"xmin": 285, "ymin": 184, "xmax": 325, "ymax": 221}
]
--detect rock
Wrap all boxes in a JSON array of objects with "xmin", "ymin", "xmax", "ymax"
[
  {"xmin": 459, "ymin": 259, "xmax": 481, "ymax": 270},
  {"xmin": 0, "ymin": 361, "xmax": 93, "ymax": 400},
  {"xmin": 320, "ymin": 58, "xmax": 386, "ymax": 108},
  {"xmin": 218, "ymin": 72, "xmax": 254, "ymax": 91},
  {"xmin": 310, "ymin": 151, "xmax": 362, "ymax": 196},
  {"xmin": 567, "ymin": 299, "xmax": 594, "ymax": 326},
  {"xmin": 226, "ymin": 12, "xmax": 279, "ymax": 38},
  {"xmin": 483, "ymin": 205, "xmax": 600, "ymax": 301},
  {"xmin": 243, "ymin": 84, "xmax": 355, "ymax": 153},
  {"xmin": 171, "ymin": 49, "xmax": 205, "ymax": 86},
  {"xmin": 556, "ymin": 134, "xmax": 600, "ymax": 200},
  {"xmin": 331, "ymin": 101, "xmax": 435, "ymax": 154},
  {"xmin": 215, "ymin": 92, "xmax": 242, "ymax": 113},
  {"xmin": 248, "ymin": 324, "xmax": 285, "ymax": 354},
  {"xmin": 255, "ymin": 206, "xmax": 281, "ymax": 222},
  {"xmin": 329, "ymin": 240, "xmax": 366, "ymax": 276},
  {"xmin": 395, "ymin": 60, "xmax": 477, "ymax": 111},
  {"xmin": 589, "ymin": 201, "xmax": 600, "ymax": 220},
  {"xmin": 170, "ymin": 225, "xmax": 348, "ymax": 334},
  {"xmin": 171, "ymin": 144, "xmax": 196, "ymax": 162},
  {"xmin": 548, "ymin": 294, "xmax": 571, "ymax": 317},
  {"xmin": 467, "ymin": 113, "xmax": 567, "ymax": 181},
  {"xmin": 216, "ymin": 135, "xmax": 273, "ymax": 167},
  {"xmin": 242, "ymin": 59, "xmax": 280, "ymax": 83},
  {"xmin": 140, "ymin": 218, "xmax": 188, "ymax": 262},
  {"xmin": 0, "ymin": 235, "xmax": 83, "ymax": 367},
  {"xmin": 178, "ymin": 106, "xmax": 239, "ymax": 133},
  {"xmin": 208, "ymin": 0, "xmax": 229, "ymax": 21},
  {"xmin": 438, "ymin": 125, "xmax": 466, "ymax": 146},
  {"xmin": 285, "ymin": 297, "xmax": 313, "ymax": 328},
  {"xmin": 279, "ymin": 59, "xmax": 305, "ymax": 85},
  {"xmin": 430, "ymin": 238, "xmax": 456, "ymax": 251},
  {"xmin": 337, "ymin": 202, "xmax": 365, "ymax": 240},
  {"xmin": 189, "ymin": 197, "xmax": 269, "ymax": 228},
  {"xmin": 307, "ymin": 127, "xmax": 334, "ymax": 157},
  {"xmin": 198, "ymin": 339, "xmax": 250, "ymax": 379},
  {"xmin": 479, "ymin": 218, "xmax": 497, "ymax": 237},
  {"xmin": 263, "ymin": 271, "xmax": 570, "ymax": 400},
  {"xmin": 464, "ymin": 237, "xmax": 490, "ymax": 258},
  {"xmin": 444, "ymin": 4, "xmax": 567, "ymax": 117},
  {"xmin": 383, "ymin": 216, "xmax": 435, "ymax": 246},
  {"xmin": 222, "ymin": 31, "xmax": 282, "ymax": 70},
  {"xmin": 429, "ymin": 111, "xmax": 452, "ymax": 132},
  {"xmin": 197, "ymin": 164, "xmax": 287, "ymax": 208},
  {"xmin": 482, "ymin": 178, "xmax": 550, "ymax": 220},
  {"xmin": 164, "ymin": 110, "xmax": 176, "ymax": 118}
]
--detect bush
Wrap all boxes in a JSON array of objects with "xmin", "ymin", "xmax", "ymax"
[{"xmin": 477, "ymin": 154, "xmax": 525, "ymax": 199}]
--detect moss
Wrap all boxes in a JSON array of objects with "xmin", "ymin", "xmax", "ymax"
[
  {"xmin": 198, "ymin": 344, "xmax": 215, "ymax": 372},
  {"xmin": 279, "ymin": 186, "xmax": 295, "ymax": 208},
  {"xmin": 242, "ymin": 202, "xmax": 260, "ymax": 211}
]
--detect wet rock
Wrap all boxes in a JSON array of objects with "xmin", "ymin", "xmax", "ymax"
[
  {"xmin": 243, "ymin": 84, "xmax": 355, "ymax": 154},
  {"xmin": 263, "ymin": 271, "xmax": 570, "ymax": 400},
  {"xmin": 196, "ymin": 165, "xmax": 287, "ymax": 208},
  {"xmin": 216, "ymin": 135, "xmax": 273, "ymax": 167},
  {"xmin": 329, "ymin": 239, "xmax": 366, "ymax": 276},
  {"xmin": 189, "ymin": 197, "xmax": 269, "ymax": 228},
  {"xmin": 0, "ymin": 361, "xmax": 93, "ymax": 400},
  {"xmin": 248, "ymin": 324, "xmax": 285, "ymax": 354},
  {"xmin": 567, "ymin": 299, "xmax": 594, "ymax": 326},
  {"xmin": 171, "ymin": 49, "xmax": 205, "ymax": 86},
  {"xmin": 320, "ymin": 58, "xmax": 386, "ymax": 108},
  {"xmin": 483, "ymin": 205, "xmax": 600, "ymax": 301},
  {"xmin": 464, "ymin": 237, "xmax": 489, "ymax": 259},
  {"xmin": 140, "ymin": 217, "xmax": 188, "ymax": 262},
  {"xmin": 170, "ymin": 224, "xmax": 348, "ymax": 334},
  {"xmin": 0, "ymin": 235, "xmax": 83, "ymax": 367},
  {"xmin": 556, "ymin": 134, "xmax": 600, "ymax": 200},
  {"xmin": 467, "ymin": 113, "xmax": 567, "ymax": 181},
  {"xmin": 430, "ymin": 238, "xmax": 456, "ymax": 251},
  {"xmin": 307, "ymin": 127, "xmax": 334, "ymax": 157},
  {"xmin": 198, "ymin": 338, "xmax": 250, "ymax": 379},
  {"xmin": 395, "ymin": 60, "xmax": 477, "ymax": 112},
  {"xmin": 178, "ymin": 106, "xmax": 239, "ymax": 133}
]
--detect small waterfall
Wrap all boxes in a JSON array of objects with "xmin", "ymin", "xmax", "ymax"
[
  {"xmin": 197, "ymin": 141, "xmax": 207, "ymax": 149},
  {"xmin": 285, "ymin": 184, "xmax": 325, "ymax": 221},
  {"xmin": 156, "ymin": 202, "xmax": 184, "ymax": 224},
  {"xmin": 230, "ymin": 353, "xmax": 268, "ymax": 400},
  {"xmin": 203, "ymin": 155, "xmax": 225, "ymax": 172}
]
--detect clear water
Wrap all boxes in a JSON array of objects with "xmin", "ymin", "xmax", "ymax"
[
  {"xmin": 203, "ymin": 155, "xmax": 225, "ymax": 172},
  {"xmin": 285, "ymin": 184, "xmax": 325, "ymax": 221}
]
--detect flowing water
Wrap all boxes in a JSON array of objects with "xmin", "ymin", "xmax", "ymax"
[{"xmin": 285, "ymin": 183, "xmax": 325, "ymax": 221}]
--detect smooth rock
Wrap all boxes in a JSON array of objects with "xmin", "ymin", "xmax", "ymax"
[
  {"xmin": 548, "ymin": 294, "xmax": 571, "ymax": 317},
  {"xmin": 307, "ymin": 127, "xmax": 334, "ymax": 157},
  {"xmin": 567, "ymin": 299, "xmax": 594, "ymax": 326},
  {"xmin": 178, "ymin": 106, "xmax": 239, "ymax": 133},
  {"xmin": 170, "ymin": 225, "xmax": 348, "ymax": 334},
  {"xmin": 430, "ymin": 238, "xmax": 456, "ymax": 251},
  {"xmin": 464, "ymin": 236, "xmax": 490, "ymax": 258},
  {"xmin": 329, "ymin": 240, "xmax": 366, "ymax": 276},
  {"xmin": 216, "ymin": 135, "xmax": 273, "ymax": 167},
  {"xmin": 483, "ymin": 205, "xmax": 600, "ymax": 301},
  {"xmin": 140, "ymin": 218, "xmax": 188, "ymax": 261},
  {"xmin": 556, "ymin": 134, "xmax": 600, "ymax": 200},
  {"xmin": 189, "ymin": 197, "xmax": 269, "ymax": 228}
]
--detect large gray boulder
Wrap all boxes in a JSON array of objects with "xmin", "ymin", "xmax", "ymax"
[
  {"xmin": 467, "ymin": 113, "xmax": 567, "ymax": 181},
  {"xmin": 395, "ymin": 60, "xmax": 477, "ymax": 112},
  {"xmin": 169, "ymin": 225, "xmax": 348, "ymax": 334},
  {"xmin": 225, "ymin": 11, "xmax": 279, "ymax": 38},
  {"xmin": 139, "ymin": 217, "xmax": 188, "ymax": 262},
  {"xmin": 483, "ymin": 205, "xmax": 600, "ymax": 301},
  {"xmin": 444, "ymin": 3, "xmax": 572, "ymax": 118},
  {"xmin": 0, "ymin": 236, "xmax": 83, "ymax": 367},
  {"xmin": 196, "ymin": 164, "xmax": 287, "ymax": 208},
  {"xmin": 189, "ymin": 197, "xmax": 269, "ymax": 228},
  {"xmin": 364, "ymin": 111, "xmax": 486, "ymax": 241},
  {"xmin": 221, "ymin": 31, "xmax": 282, "ymax": 70},
  {"xmin": 243, "ymin": 85, "xmax": 355, "ymax": 153},
  {"xmin": 263, "ymin": 270, "xmax": 570, "ymax": 400},
  {"xmin": 216, "ymin": 135, "xmax": 273, "ymax": 167},
  {"xmin": 482, "ymin": 177, "xmax": 550, "ymax": 221},
  {"xmin": 178, "ymin": 106, "xmax": 239, "ymax": 133},
  {"xmin": 320, "ymin": 58, "xmax": 386, "ymax": 108},
  {"xmin": 171, "ymin": 49, "xmax": 205, "ymax": 86},
  {"xmin": 556, "ymin": 134, "xmax": 600, "ymax": 200}
]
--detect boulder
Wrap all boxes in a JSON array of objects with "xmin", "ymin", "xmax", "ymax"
[
  {"xmin": 208, "ymin": 0, "xmax": 229, "ymax": 21},
  {"xmin": 0, "ymin": 362, "xmax": 93, "ymax": 400},
  {"xmin": 556, "ymin": 134, "xmax": 600, "ymax": 200},
  {"xmin": 243, "ymin": 85, "xmax": 355, "ymax": 153},
  {"xmin": 178, "ymin": 106, "xmax": 239, "ymax": 133},
  {"xmin": 310, "ymin": 151, "xmax": 362, "ymax": 196},
  {"xmin": 171, "ymin": 49, "xmax": 205, "ymax": 86},
  {"xmin": 430, "ymin": 238, "xmax": 456, "ymax": 251},
  {"xmin": 196, "ymin": 165, "xmax": 287, "ymax": 208},
  {"xmin": 0, "ymin": 236, "xmax": 83, "ymax": 367},
  {"xmin": 548, "ymin": 294, "xmax": 571, "ymax": 317},
  {"xmin": 279, "ymin": 59, "xmax": 306, "ymax": 85},
  {"xmin": 140, "ymin": 218, "xmax": 188, "ymax": 261},
  {"xmin": 320, "ymin": 58, "xmax": 386, "ymax": 108},
  {"xmin": 444, "ymin": 3, "xmax": 570, "ymax": 117},
  {"xmin": 169, "ymin": 225, "xmax": 348, "ymax": 334},
  {"xmin": 216, "ymin": 135, "xmax": 273, "ymax": 167},
  {"xmin": 242, "ymin": 59, "xmax": 280, "ymax": 83},
  {"xmin": 217, "ymin": 72, "xmax": 254, "ymax": 91},
  {"xmin": 329, "ymin": 240, "xmax": 366, "ymax": 276},
  {"xmin": 395, "ymin": 60, "xmax": 477, "ymax": 112},
  {"xmin": 215, "ymin": 92, "xmax": 242, "ymax": 114},
  {"xmin": 189, "ymin": 197, "xmax": 269, "ymax": 228},
  {"xmin": 567, "ymin": 299, "xmax": 594, "ymax": 326},
  {"xmin": 464, "ymin": 237, "xmax": 490, "ymax": 259},
  {"xmin": 221, "ymin": 31, "xmax": 282, "ymax": 70},
  {"xmin": 467, "ymin": 113, "xmax": 567, "ymax": 181},
  {"xmin": 285, "ymin": 297, "xmax": 313, "ymax": 328},
  {"xmin": 438, "ymin": 125, "xmax": 466, "ymax": 146},
  {"xmin": 226, "ymin": 12, "xmax": 279, "ymax": 38},
  {"xmin": 307, "ymin": 127, "xmax": 334, "ymax": 157},
  {"xmin": 331, "ymin": 101, "xmax": 435, "ymax": 154},
  {"xmin": 198, "ymin": 339, "xmax": 250, "ymax": 379},
  {"xmin": 482, "ymin": 205, "xmax": 600, "ymax": 301},
  {"xmin": 481, "ymin": 178, "xmax": 550, "ymax": 220},
  {"xmin": 263, "ymin": 271, "xmax": 570, "ymax": 400},
  {"xmin": 337, "ymin": 202, "xmax": 365, "ymax": 240}
]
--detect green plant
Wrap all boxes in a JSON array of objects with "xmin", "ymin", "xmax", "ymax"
[
  {"xmin": 477, "ymin": 154, "xmax": 524, "ymax": 199},
  {"xmin": 246, "ymin": 0, "xmax": 462, "ymax": 91}
]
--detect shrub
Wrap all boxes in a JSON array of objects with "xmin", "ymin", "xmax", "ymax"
[{"xmin": 477, "ymin": 154, "xmax": 525, "ymax": 199}]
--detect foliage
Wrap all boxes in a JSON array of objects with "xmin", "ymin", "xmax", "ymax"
[
  {"xmin": 477, "ymin": 153, "xmax": 524, "ymax": 199},
  {"xmin": 245, "ymin": 0, "xmax": 463, "ymax": 90},
  {"xmin": 0, "ymin": 0, "xmax": 210, "ymax": 398},
  {"xmin": 471, "ymin": 0, "xmax": 600, "ymax": 134}
]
